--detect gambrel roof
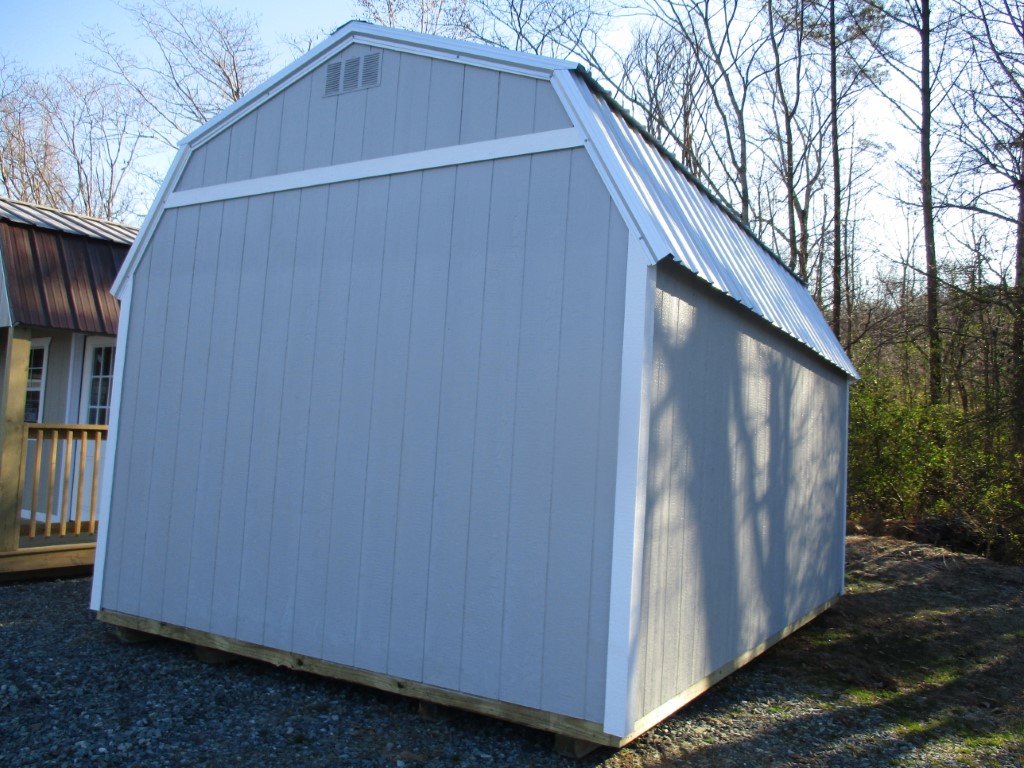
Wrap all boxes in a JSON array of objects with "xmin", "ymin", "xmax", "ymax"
[
  {"xmin": 117, "ymin": 21, "xmax": 856, "ymax": 378},
  {"xmin": 0, "ymin": 197, "xmax": 133, "ymax": 334}
]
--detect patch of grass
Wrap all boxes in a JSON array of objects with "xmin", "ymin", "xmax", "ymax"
[
  {"xmin": 805, "ymin": 626, "xmax": 852, "ymax": 647},
  {"xmin": 846, "ymin": 686, "xmax": 899, "ymax": 706},
  {"xmin": 891, "ymin": 714, "xmax": 944, "ymax": 738},
  {"xmin": 956, "ymin": 720, "xmax": 1024, "ymax": 751}
]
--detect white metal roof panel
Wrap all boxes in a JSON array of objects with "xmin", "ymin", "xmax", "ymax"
[
  {"xmin": 561, "ymin": 74, "xmax": 857, "ymax": 378},
  {"xmin": 0, "ymin": 197, "xmax": 136, "ymax": 245}
]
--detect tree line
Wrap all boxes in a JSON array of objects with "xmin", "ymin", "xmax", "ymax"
[{"xmin": 2, "ymin": 0, "xmax": 1022, "ymax": 560}]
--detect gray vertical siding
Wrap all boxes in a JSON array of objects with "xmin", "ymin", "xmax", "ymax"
[
  {"xmin": 39, "ymin": 331, "xmax": 73, "ymax": 421},
  {"xmin": 104, "ymin": 146, "xmax": 627, "ymax": 724},
  {"xmin": 175, "ymin": 47, "xmax": 572, "ymax": 192},
  {"xmin": 633, "ymin": 262, "xmax": 847, "ymax": 724}
]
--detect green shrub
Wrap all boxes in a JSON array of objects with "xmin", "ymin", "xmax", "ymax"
[{"xmin": 847, "ymin": 370, "xmax": 1024, "ymax": 564}]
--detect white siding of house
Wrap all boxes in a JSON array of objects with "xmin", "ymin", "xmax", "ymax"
[
  {"xmin": 632, "ymin": 261, "xmax": 848, "ymax": 725},
  {"xmin": 175, "ymin": 46, "xmax": 572, "ymax": 193},
  {"xmin": 102, "ymin": 146, "xmax": 627, "ymax": 724}
]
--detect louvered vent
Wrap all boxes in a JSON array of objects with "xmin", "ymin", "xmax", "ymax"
[
  {"xmin": 360, "ymin": 52, "xmax": 381, "ymax": 88},
  {"xmin": 325, "ymin": 53, "xmax": 383, "ymax": 97},
  {"xmin": 325, "ymin": 61, "xmax": 342, "ymax": 96},
  {"xmin": 343, "ymin": 58, "xmax": 361, "ymax": 91}
]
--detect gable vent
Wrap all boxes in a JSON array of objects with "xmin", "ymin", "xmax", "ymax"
[
  {"xmin": 343, "ymin": 58, "xmax": 361, "ymax": 91},
  {"xmin": 324, "ymin": 52, "xmax": 383, "ymax": 97},
  {"xmin": 325, "ymin": 61, "xmax": 342, "ymax": 96},
  {"xmin": 360, "ymin": 52, "xmax": 381, "ymax": 88}
]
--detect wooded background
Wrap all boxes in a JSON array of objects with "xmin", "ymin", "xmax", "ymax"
[{"xmin": 3, "ymin": 0, "xmax": 1021, "ymax": 562}]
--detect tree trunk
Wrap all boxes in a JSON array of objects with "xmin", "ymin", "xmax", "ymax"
[
  {"xmin": 830, "ymin": 0, "xmax": 843, "ymax": 340},
  {"xmin": 920, "ymin": 0, "xmax": 942, "ymax": 405},
  {"xmin": 1012, "ymin": 185, "xmax": 1024, "ymax": 455}
]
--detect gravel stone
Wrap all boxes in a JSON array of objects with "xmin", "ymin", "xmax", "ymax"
[{"xmin": 2, "ymin": 536, "xmax": 1022, "ymax": 766}]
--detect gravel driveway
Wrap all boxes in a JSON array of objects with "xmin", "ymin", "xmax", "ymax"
[{"xmin": 2, "ymin": 537, "xmax": 1022, "ymax": 767}]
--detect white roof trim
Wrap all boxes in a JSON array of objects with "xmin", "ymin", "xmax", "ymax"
[
  {"xmin": 165, "ymin": 128, "xmax": 585, "ymax": 209},
  {"xmin": 181, "ymin": 21, "xmax": 577, "ymax": 151},
  {"xmin": 343, "ymin": 25, "xmax": 575, "ymax": 75},
  {"xmin": 111, "ymin": 146, "xmax": 192, "ymax": 298},
  {"xmin": 550, "ymin": 71, "xmax": 667, "ymax": 266}
]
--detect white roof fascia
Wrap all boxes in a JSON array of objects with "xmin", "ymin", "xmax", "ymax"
[
  {"xmin": 182, "ymin": 21, "xmax": 574, "ymax": 152},
  {"xmin": 342, "ymin": 23, "xmax": 575, "ymax": 75},
  {"xmin": 550, "ymin": 70, "xmax": 667, "ymax": 267},
  {"xmin": 111, "ymin": 146, "xmax": 192, "ymax": 298},
  {"xmin": 164, "ymin": 128, "xmax": 584, "ymax": 209}
]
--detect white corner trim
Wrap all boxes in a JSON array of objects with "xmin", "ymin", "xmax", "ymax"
[
  {"xmin": 164, "ymin": 128, "xmax": 584, "ymax": 209},
  {"xmin": 603, "ymin": 234, "xmax": 657, "ymax": 737},
  {"xmin": 111, "ymin": 147, "xmax": 192, "ymax": 298},
  {"xmin": 89, "ymin": 274, "xmax": 133, "ymax": 612},
  {"xmin": 838, "ymin": 382, "xmax": 851, "ymax": 595}
]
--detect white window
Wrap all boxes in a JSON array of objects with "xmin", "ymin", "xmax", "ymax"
[
  {"xmin": 24, "ymin": 339, "xmax": 50, "ymax": 424},
  {"xmin": 81, "ymin": 338, "xmax": 115, "ymax": 425}
]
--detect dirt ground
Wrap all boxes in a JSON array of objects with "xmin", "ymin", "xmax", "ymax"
[{"xmin": 600, "ymin": 535, "xmax": 1024, "ymax": 767}]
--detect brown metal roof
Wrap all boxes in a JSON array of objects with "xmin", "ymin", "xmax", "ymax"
[
  {"xmin": 0, "ymin": 197, "xmax": 136, "ymax": 245},
  {"xmin": 0, "ymin": 200, "xmax": 134, "ymax": 334}
]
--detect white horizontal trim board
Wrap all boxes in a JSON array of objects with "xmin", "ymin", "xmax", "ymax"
[{"xmin": 165, "ymin": 128, "xmax": 585, "ymax": 209}]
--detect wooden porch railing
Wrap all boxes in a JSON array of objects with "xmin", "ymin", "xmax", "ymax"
[{"xmin": 20, "ymin": 424, "xmax": 107, "ymax": 541}]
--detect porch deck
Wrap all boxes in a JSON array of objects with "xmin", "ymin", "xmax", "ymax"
[{"xmin": 0, "ymin": 424, "xmax": 105, "ymax": 579}]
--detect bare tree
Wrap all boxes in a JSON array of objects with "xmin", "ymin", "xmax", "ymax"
[
  {"xmin": 855, "ymin": 0, "xmax": 955, "ymax": 404},
  {"xmin": 0, "ymin": 58, "xmax": 69, "ymax": 208},
  {"xmin": 455, "ymin": 0, "xmax": 610, "ymax": 58},
  {"xmin": 1, "ymin": 58, "xmax": 145, "ymax": 219},
  {"xmin": 357, "ymin": 0, "xmax": 470, "ymax": 35},
  {"xmin": 761, "ymin": 0, "xmax": 836, "ymax": 279},
  {"xmin": 45, "ymin": 70, "xmax": 148, "ymax": 220},
  {"xmin": 644, "ymin": 0, "xmax": 773, "ymax": 225},
  {"xmin": 618, "ymin": 23, "xmax": 711, "ymax": 176},
  {"xmin": 944, "ymin": 0, "xmax": 1024, "ymax": 449},
  {"xmin": 87, "ymin": 0, "xmax": 270, "ymax": 148}
]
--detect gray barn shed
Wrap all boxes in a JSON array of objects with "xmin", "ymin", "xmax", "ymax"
[{"xmin": 92, "ymin": 22, "xmax": 857, "ymax": 750}]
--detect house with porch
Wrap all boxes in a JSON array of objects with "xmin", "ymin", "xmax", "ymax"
[{"xmin": 0, "ymin": 197, "xmax": 134, "ymax": 577}]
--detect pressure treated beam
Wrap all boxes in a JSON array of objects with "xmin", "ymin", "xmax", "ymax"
[{"xmin": 0, "ymin": 327, "xmax": 30, "ymax": 553}]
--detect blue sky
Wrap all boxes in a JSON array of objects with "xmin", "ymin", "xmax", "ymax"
[{"xmin": 3, "ymin": 0, "xmax": 360, "ymax": 73}]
